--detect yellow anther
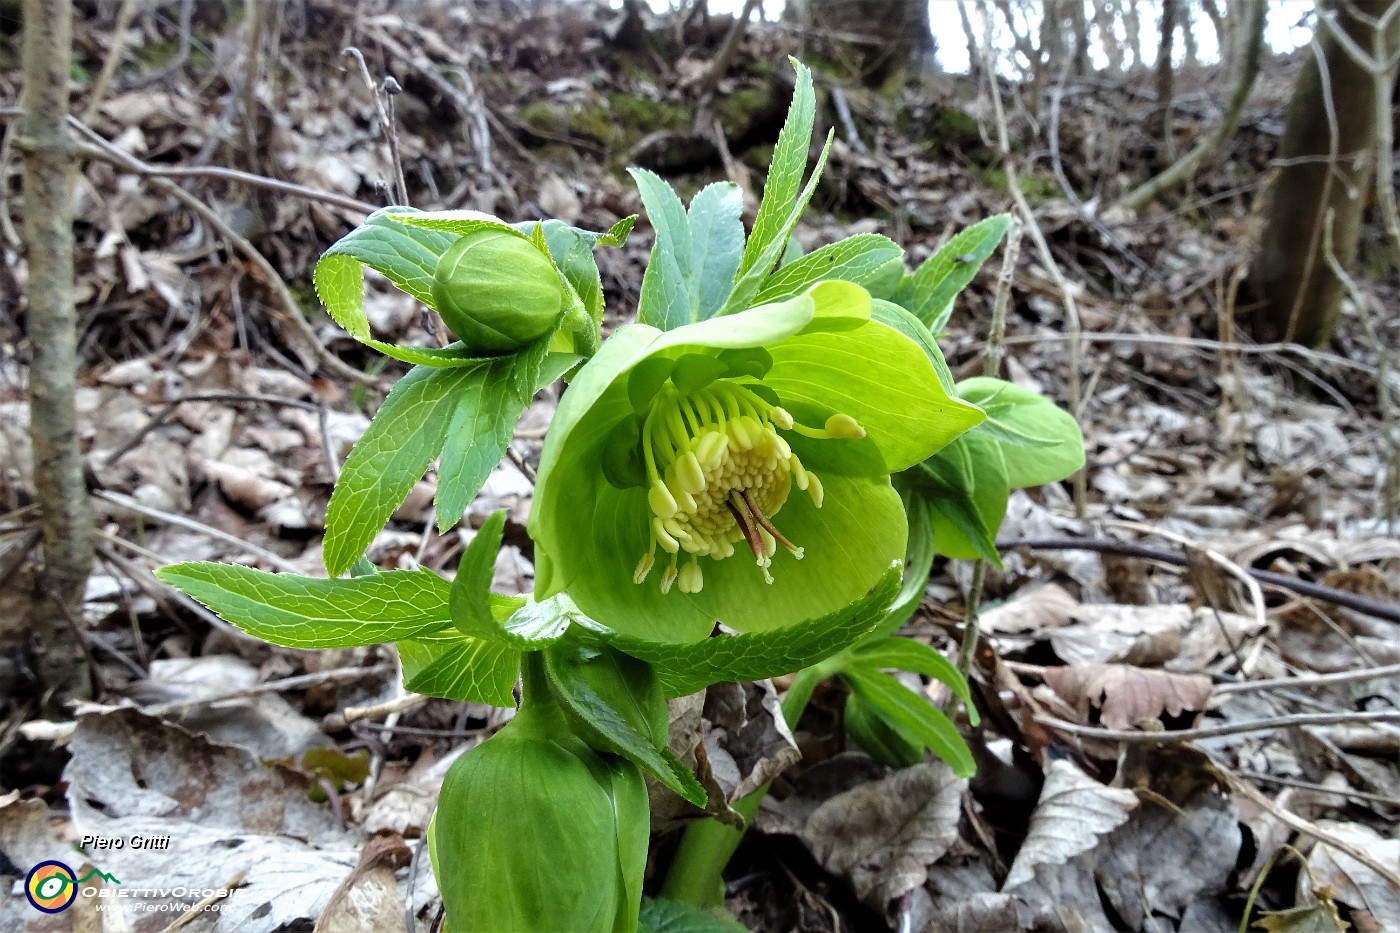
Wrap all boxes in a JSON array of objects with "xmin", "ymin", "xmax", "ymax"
[
  {"xmin": 648, "ymin": 481, "xmax": 678, "ymax": 520},
  {"xmin": 825, "ymin": 413, "xmax": 865, "ymax": 439},
  {"xmin": 694, "ymin": 429, "xmax": 727, "ymax": 468},
  {"xmin": 634, "ymin": 378, "xmax": 837, "ymax": 594},
  {"xmin": 652, "ymin": 516, "xmax": 681, "ymax": 553},
  {"xmin": 678, "ymin": 561, "xmax": 703, "ymax": 594},
  {"xmin": 676, "ymin": 451, "xmax": 707, "ymax": 495}
]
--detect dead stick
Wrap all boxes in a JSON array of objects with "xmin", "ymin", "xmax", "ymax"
[{"xmin": 998, "ymin": 537, "xmax": 1400, "ymax": 624}]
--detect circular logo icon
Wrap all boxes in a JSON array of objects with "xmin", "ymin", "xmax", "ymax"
[{"xmin": 25, "ymin": 861, "xmax": 78, "ymax": 913}]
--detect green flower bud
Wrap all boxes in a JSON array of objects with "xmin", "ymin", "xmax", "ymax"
[
  {"xmin": 431, "ymin": 228, "xmax": 564, "ymax": 354},
  {"xmin": 431, "ymin": 680, "xmax": 647, "ymax": 932}
]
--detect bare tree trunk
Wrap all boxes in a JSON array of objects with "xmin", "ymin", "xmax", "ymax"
[
  {"xmin": 20, "ymin": 0, "xmax": 92, "ymax": 704},
  {"xmin": 1154, "ymin": 0, "xmax": 1178, "ymax": 147},
  {"xmin": 1125, "ymin": 0, "xmax": 1147, "ymax": 69},
  {"xmin": 1113, "ymin": 0, "xmax": 1265, "ymax": 212},
  {"xmin": 800, "ymin": 0, "xmax": 933, "ymax": 86},
  {"xmin": 1094, "ymin": 0, "xmax": 1125, "ymax": 74},
  {"xmin": 1246, "ymin": 0, "xmax": 1400, "ymax": 345}
]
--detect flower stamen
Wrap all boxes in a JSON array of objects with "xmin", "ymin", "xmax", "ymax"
[{"xmin": 632, "ymin": 376, "xmax": 859, "ymax": 593}]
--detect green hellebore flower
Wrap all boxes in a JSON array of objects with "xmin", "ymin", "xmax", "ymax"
[{"xmin": 529, "ymin": 281, "xmax": 984, "ymax": 644}]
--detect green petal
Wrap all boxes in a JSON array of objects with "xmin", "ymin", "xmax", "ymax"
[
  {"xmin": 687, "ymin": 472, "xmax": 906, "ymax": 633},
  {"xmin": 560, "ymin": 473, "xmax": 905, "ymax": 640},
  {"xmin": 764, "ymin": 319, "xmax": 984, "ymax": 472}
]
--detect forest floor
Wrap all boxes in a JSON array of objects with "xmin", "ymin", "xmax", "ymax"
[{"xmin": 1, "ymin": 2, "xmax": 1399, "ymax": 931}]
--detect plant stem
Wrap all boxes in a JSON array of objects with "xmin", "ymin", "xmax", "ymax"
[
  {"xmin": 659, "ymin": 674, "xmax": 820, "ymax": 907},
  {"xmin": 944, "ymin": 559, "xmax": 986, "ymax": 717},
  {"xmin": 20, "ymin": 0, "xmax": 93, "ymax": 706},
  {"xmin": 659, "ymin": 787, "xmax": 765, "ymax": 908}
]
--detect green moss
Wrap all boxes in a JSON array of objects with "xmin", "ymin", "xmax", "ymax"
[
  {"xmin": 970, "ymin": 165, "xmax": 1059, "ymax": 205},
  {"xmin": 713, "ymin": 86, "xmax": 768, "ymax": 127}
]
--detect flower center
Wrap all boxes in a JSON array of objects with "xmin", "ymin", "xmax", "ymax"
[{"xmin": 632, "ymin": 379, "xmax": 864, "ymax": 595}]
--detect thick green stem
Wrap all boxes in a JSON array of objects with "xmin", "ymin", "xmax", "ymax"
[
  {"xmin": 660, "ymin": 673, "xmax": 820, "ymax": 907},
  {"xmin": 660, "ymin": 787, "xmax": 765, "ymax": 907}
]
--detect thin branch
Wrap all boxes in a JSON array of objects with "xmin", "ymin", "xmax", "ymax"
[
  {"xmin": 1227, "ymin": 771, "xmax": 1400, "ymax": 890},
  {"xmin": 1216, "ymin": 660, "xmax": 1400, "ymax": 695},
  {"xmin": 1037, "ymin": 709, "xmax": 1400, "ymax": 743},
  {"xmin": 94, "ymin": 490, "xmax": 302, "ymax": 574},
  {"xmin": 996, "ymin": 537, "xmax": 1400, "ymax": 624},
  {"xmin": 66, "ymin": 118, "xmax": 381, "ymax": 387},
  {"xmin": 71, "ymin": 140, "xmax": 377, "ymax": 214}
]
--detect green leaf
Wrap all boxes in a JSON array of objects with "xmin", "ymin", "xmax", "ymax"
[
  {"xmin": 314, "ymin": 207, "xmax": 457, "ymax": 339},
  {"xmin": 842, "ymin": 668, "xmax": 975, "ymax": 777},
  {"xmin": 764, "ymin": 316, "xmax": 983, "ymax": 473},
  {"xmin": 398, "ymin": 631, "xmax": 521, "ymax": 706},
  {"xmin": 434, "ymin": 338, "xmax": 549, "ymax": 531},
  {"xmin": 545, "ymin": 640, "xmax": 707, "ymax": 806},
  {"xmin": 957, "ymin": 376, "xmax": 1085, "ymax": 487},
  {"xmin": 870, "ymin": 298, "xmax": 957, "ymax": 394},
  {"xmin": 359, "ymin": 340, "xmax": 498, "ymax": 368},
  {"xmin": 756, "ymin": 234, "xmax": 905, "ymax": 304},
  {"xmin": 893, "ymin": 214, "xmax": 1011, "ymax": 333},
  {"xmin": 324, "ymin": 364, "xmax": 477, "ymax": 576},
  {"xmin": 877, "ymin": 488, "xmax": 936, "ymax": 635},
  {"xmin": 449, "ymin": 510, "xmax": 505, "ymax": 638},
  {"xmin": 529, "ymin": 217, "xmax": 633, "ymax": 326},
  {"xmin": 631, "ymin": 172, "xmax": 745, "ymax": 330},
  {"xmin": 640, "ymin": 896, "xmax": 748, "ymax": 933},
  {"xmin": 844, "ymin": 686, "xmax": 924, "ymax": 768},
  {"xmin": 155, "ymin": 563, "xmax": 453, "ymax": 648},
  {"xmin": 596, "ymin": 566, "xmax": 900, "ymax": 696},
  {"xmin": 739, "ymin": 58, "xmax": 816, "ymax": 280},
  {"xmin": 720, "ymin": 130, "xmax": 833, "ymax": 317},
  {"xmin": 904, "ymin": 431, "xmax": 1009, "ymax": 565},
  {"xmin": 849, "ymin": 637, "xmax": 976, "ymax": 721}
]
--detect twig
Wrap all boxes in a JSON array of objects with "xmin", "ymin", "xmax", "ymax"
[
  {"xmin": 159, "ymin": 871, "xmax": 245, "ymax": 933},
  {"xmin": 694, "ymin": 0, "xmax": 760, "ymax": 99},
  {"xmin": 944, "ymin": 559, "xmax": 986, "ymax": 718},
  {"xmin": 996, "ymin": 537, "xmax": 1400, "ymax": 624},
  {"xmin": 342, "ymin": 691, "xmax": 426, "ymax": 725},
  {"xmin": 829, "ymin": 87, "xmax": 867, "ymax": 155},
  {"xmin": 995, "ymin": 331, "xmax": 1379, "ymax": 378},
  {"xmin": 1215, "ymin": 661, "xmax": 1400, "ymax": 695},
  {"xmin": 976, "ymin": 4, "xmax": 1085, "ymax": 516},
  {"xmin": 1227, "ymin": 770, "xmax": 1400, "ymax": 890},
  {"xmin": 1037, "ymin": 709, "xmax": 1400, "ymax": 743},
  {"xmin": 72, "ymin": 140, "xmax": 377, "ymax": 214},
  {"xmin": 1235, "ymin": 771, "xmax": 1399, "ymax": 807},
  {"xmin": 343, "ymin": 47, "xmax": 408, "ymax": 206},
  {"xmin": 81, "ymin": 0, "xmax": 139, "ymax": 125},
  {"xmin": 94, "ymin": 489, "xmax": 301, "ymax": 573},
  {"xmin": 22, "ymin": 665, "xmax": 394, "ymax": 744},
  {"xmin": 984, "ymin": 219, "xmax": 1021, "ymax": 379}
]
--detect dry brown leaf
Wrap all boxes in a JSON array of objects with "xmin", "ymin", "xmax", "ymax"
[
  {"xmin": 979, "ymin": 583, "xmax": 1080, "ymax": 635},
  {"xmin": 1307, "ymin": 821, "xmax": 1400, "ymax": 932},
  {"xmin": 313, "ymin": 833, "xmax": 412, "ymax": 933},
  {"xmin": 1042, "ymin": 662, "xmax": 1212, "ymax": 730},
  {"xmin": 798, "ymin": 760, "xmax": 965, "ymax": 912},
  {"xmin": 1256, "ymin": 895, "xmax": 1350, "ymax": 933},
  {"xmin": 1003, "ymin": 759, "xmax": 1139, "ymax": 890},
  {"xmin": 1050, "ymin": 604, "xmax": 1192, "ymax": 666}
]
